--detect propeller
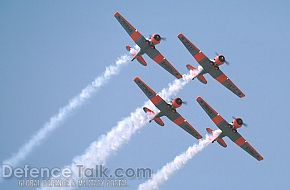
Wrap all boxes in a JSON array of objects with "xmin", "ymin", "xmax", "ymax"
[
  {"xmin": 232, "ymin": 116, "xmax": 248, "ymax": 127},
  {"xmin": 149, "ymin": 34, "xmax": 166, "ymax": 41},
  {"xmin": 171, "ymin": 98, "xmax": 187, "ymax": 105},
  {"xmin": 215, "ymin": 52, "xmax": 230, "ymax": 65},
  {"xmin": 160, "ymin": 37, "xmax": 166, "ymax": 41}
]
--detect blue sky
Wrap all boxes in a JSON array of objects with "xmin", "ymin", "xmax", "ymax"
[{"xmin": 1, "ymin": 0, "xmax": 290, "ymax": 189}]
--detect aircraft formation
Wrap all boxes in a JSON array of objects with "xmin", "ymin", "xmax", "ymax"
[{"xmin": 114, "ymin": 12, "xmax": 263, "ymax": 161}]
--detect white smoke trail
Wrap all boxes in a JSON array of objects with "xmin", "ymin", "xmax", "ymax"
[
  {"xmin": 1, "ymin": 55, "xmax": 130, "ymax": 172},
  {"xmin": 138, "ymin": 130, "xmax": 221, "ymax": 190},
  {"xmin": 39, "ymin": 73, "xmax": 196, "ymax": 190}
]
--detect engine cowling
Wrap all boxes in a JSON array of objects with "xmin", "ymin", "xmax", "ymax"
[
  {"xmin": 232, "ymin": 118, "xmax": 243, "ymax": 129},
  {"xmin": 150, "ymin": 34, "xmax": 161, "ymax": 45},
  {"xmin": 214, "ymin": 55, "xmax": 226, "ymax": 66},
  {"xmin": 171, "ymin": 98, "xmax": 183, "ymax": 108}
]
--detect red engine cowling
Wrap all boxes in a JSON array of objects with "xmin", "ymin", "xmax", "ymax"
[
  {"xmin": 214, "ymin": 55, "xmax": 226, "ymax": 66},
  {"xmin": 232, "ymin": 118, "xmax": 243, "ymax": 129},
  {"xmin": 150, "ymin": 34, "xmax": 161, "ymax": 45},
  {"xmin": 171, "ymin": 98, "xmax": 183, "ymax": 108}
]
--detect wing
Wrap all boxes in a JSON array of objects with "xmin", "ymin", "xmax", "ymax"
[
  {"xmin": 178, "ymin": 33, "xmax": 245, "ymax": 98},
  {"xmin": 145, "ymin": 48, "xmax": 183, "ymax": 79},
  {"xmin": 211, "ymin": 70, "xmax": 245, "ymax": 98},
  {"xmin": 196, "ymin": 96, "xmax": 229, "ymax": 129},
  {"xmin": 166, "ymin": 111, "xmax": 203, "ymax": 139},
  {"xmin": 134, "ymin": 77, "xmax": 168, "ymax": 108},
  {"xmin": 114, "ymin": 12, "xmax": 147, "ymax": 48},
  {"xmin": 227, "ymin": 131, "xmax": 264, "ymax": 161}
]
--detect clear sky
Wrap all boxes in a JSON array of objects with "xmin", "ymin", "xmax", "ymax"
[{"xmin": 1, "ymin": 0, "xmax": 290, "ymax": 189}]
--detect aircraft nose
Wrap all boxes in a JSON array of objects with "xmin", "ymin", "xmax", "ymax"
[
  {"xmin": 236, "ymin": 118, "xmax": 243, "ymax": 125},
  {"xmin": 154, "ymin": 34, "xmax": 161, "ymax": 41},
  {"xmin": 175, "ymin": 98, "xmax": 182, "ymax": 105},
  {"xmin": 219, "ymin": 55, "xmax": 225, "ymax": 62}
]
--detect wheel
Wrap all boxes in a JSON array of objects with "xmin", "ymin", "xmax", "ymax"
[
  {"xmin": 232, "ymin": 129, "xmax": 237, "ymax": 133},
  {"xmin": 171, "ymin": 108, "xmax": 176, "ymax": 113},
  {"xmin": 151, "ymin": 45, "xmax": 155, "ymax": 49},
  {"xmin": 145, "ymin": 40, "xmax": 150, "ymax": 45},
  {"xmin": 214, "ymin": 66, "xmax": 219, "ymax": 70}
]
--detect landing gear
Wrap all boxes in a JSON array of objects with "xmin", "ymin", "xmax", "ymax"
[
  {"xmin": 232, "ymin": 129, "xmax": 237, "ymax": 133},
  {"xmin": 171, "ymin": 108, "xmax": 176, "ymax": 113}
]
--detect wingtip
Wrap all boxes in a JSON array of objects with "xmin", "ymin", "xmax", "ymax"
[
  {"xmin": 114, "ymin": 12, "xmax": 120, "ymax": 17},
  {"xmin": 133, "ymin": 76, "xmax": 140, "ymax": 82},
  {"xmin": 196, "ymin": 96, "xmax": 203, "ymax": 102},
  {"xmin": 177, "ymin": 33, "xmax": 184, "ymax": 38}
]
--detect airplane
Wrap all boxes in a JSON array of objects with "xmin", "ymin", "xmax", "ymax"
[
  {"xmin": 134, "ymin": 77, "xmax": 202, "ymax": 140},
  {"xmin": 196, "ymin": 96, "xmax": 263, "ymax": 161},
  {"xmin": 178, "ymin": 33, "xmax": 245, "ymax": 98},
  {"xmin": 114, "ymin": 12, "xmax": 182, "ymax": 79}
]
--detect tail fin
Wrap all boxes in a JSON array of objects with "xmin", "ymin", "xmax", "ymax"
[
  {"xmin": 143, "ymin": 107, "xmax": 164, "ymax": 126},
  {"xmin": 206, "ymin": 128, "xmax": 227, "ymax": 147},
  {"xmin": 186, "ymin": 64, "xmax": 207, "ymax": 84}
]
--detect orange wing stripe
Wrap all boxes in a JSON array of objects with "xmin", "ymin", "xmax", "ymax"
[
  {"xmin": 235, "ymin": 136, "xmax": 246, "ymax": 146},
  {"xmin": 150, "ymin": 95, "xmax": 162, "ymax": 105},
  {"xmin": 212, "ymin": 115, "xmax": 223, "ymax": 125},
  {"xmin": 194, "ymin": 51, "xmax": 206, "ymax": 62},
  {"xmin": 174, "ymin": 117, "xmax": 184, "ymax": 126},
  {"xmin": 215, "ymin": 74, "xmax": 227, "ymax": 83},
  {"xmin": 153, "ymin": 54, "xmax": 164, "ymax": 64},
  {"xmin": 130, "ymin": 31, "xmax": 141, "ymax": 42}
]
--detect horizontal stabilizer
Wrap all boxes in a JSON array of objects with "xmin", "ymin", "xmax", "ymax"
[
  {"xmin": 207, "ymin": 128, "xmax": 226, "ymax": 147},
  {"xmin": 186, "ymin": 64, "xmax": 196, "ymax": 71},
  {"xmin": 127, "ymin": 45, "xmax": 147, "ymax": 66},
  {"xmin": 154, "ymin": 117, "xmax": 165, "ymax": 126},
  {"xmin": 216, "ymin": 138, "xmax": 227, "ymax": 148},
  {"xmin": 206, "ymin": 128, "xmax": 214, "ymax": 134},
  {"xmin": 136, "ymin": 56, "xmax": 147, "ymax": 66},
  {"xmin": 143, "ymin": 107, "xmax": 154, "ymax": 114},
  {"xmin": 186, "ymin": 64, "xmax": 207, "ymax": 83},
  {"xmin": 197, "ymin": 75, "xmax": 207, "ymax": 84},
  {"xmin": 143, "ymin": 107, "xmax": 164, "ymax": 126}
]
